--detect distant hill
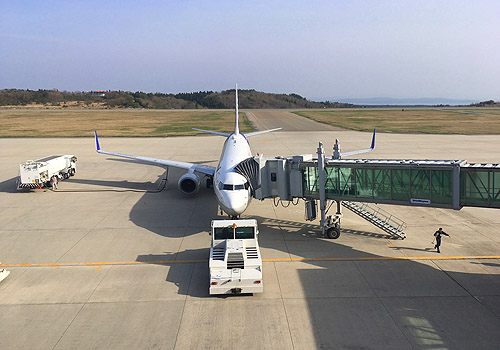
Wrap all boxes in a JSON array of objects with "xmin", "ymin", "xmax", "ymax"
[
  {"xmin": 326, "ymin": 97, "xmax": 480, "ymax": 106},
  {"xmin": 469, "ymin": 100, "xmax": 500, "ymax": 107},
  {"xmin": 0, "ymin": 89, "xmax": 354, "ymax": 109}
]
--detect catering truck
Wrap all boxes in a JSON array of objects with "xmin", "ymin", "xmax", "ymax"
[
  {"xmin": 209, "ymin": 219, "xmax": 263, "ymax": 295},
  {"xmin": 17, "ymin": 155, "xmax": 77, "ymax": 189}
]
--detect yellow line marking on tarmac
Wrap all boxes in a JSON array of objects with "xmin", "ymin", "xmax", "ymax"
[
  {"xmin": 248, "ymin": 111, "xmax": 268, "ymax": 130},
  {"xmin": 1, "ymin": 255, "xmax": 499, "ymax": 268},
  {"xmin": 95, "ymin": 265, "xmax": 102, "ymax": 272}
]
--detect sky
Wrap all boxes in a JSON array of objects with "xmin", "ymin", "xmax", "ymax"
[{"xmin": 1, "ymin": 0, "xmax": 499, "ymax": 101}]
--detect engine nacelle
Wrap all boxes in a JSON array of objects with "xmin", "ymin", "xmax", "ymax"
[{"xmin": 178, "ymin": 172, "xmax": 200, "ymax": 194}]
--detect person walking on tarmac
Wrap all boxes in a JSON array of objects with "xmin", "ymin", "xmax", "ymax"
[
  {"xmin": 50, "ymin": 175, "xmax": 58, "ymax": 190},
  {"xmin": 434, "ymin": 227, "xmax": 450, "ymax": 253}
]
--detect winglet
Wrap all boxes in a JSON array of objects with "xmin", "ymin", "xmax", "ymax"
[
  {"xmin": 337, "ymin": 128, "xmax": 376, "ymax": 158},
  {"xmin": 94, "ymin": 130, "xmax": 101, "ymax": 152}
]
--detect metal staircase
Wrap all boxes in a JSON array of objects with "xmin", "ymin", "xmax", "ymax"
[{"xmin": 342, "ymin": 201, "xmax": 407, "ymax": 239}]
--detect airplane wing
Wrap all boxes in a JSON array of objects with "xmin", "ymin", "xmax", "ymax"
[
  {"xmin": 94, "ymin": 131, "xmax": 215, "ymax": 176},
  {"xmin": 327, "ymin": 129, "xmax": 376, "ymax": 159}
]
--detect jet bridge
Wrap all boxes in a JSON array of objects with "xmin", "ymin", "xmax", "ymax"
[{"xmin": 242, "ymin": 142, "xmax": 500, "ymax": 239}]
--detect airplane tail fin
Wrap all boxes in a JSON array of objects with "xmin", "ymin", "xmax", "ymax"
[
  {"xmin": 235, "ymin": 84, "xmax": 239, "ymax": 135},
  {"xmin": 192, "ymin": 83, "xmax": 281, "ymax": 138},
  {"xmin": 191, "ymin": 84, "xmax": 240, "ymax": 138}
]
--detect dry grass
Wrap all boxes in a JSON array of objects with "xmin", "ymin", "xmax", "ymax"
[
  {"xmin": 0, "ymin": 109, "xmax": 253, "ymax": 137},
  {"xmin": 295, "ymin": 108, "xmax": 500, "ymax": 134}
]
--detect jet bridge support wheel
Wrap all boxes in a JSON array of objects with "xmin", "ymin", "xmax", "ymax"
[{"xmin": 326, "ymin": 225, "xmax": 340, "ymax": 239}]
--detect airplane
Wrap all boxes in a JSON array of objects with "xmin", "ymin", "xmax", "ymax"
[
  {"xmin": 94, "ymin": 85, "xmax": 375, "ymax": 218},
  {"xmin": 95, "ymin": 86, "xmax": 280, "ymax": 218}
]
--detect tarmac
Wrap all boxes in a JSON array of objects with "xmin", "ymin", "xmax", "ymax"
[{"xmin": 1, "ymin": 111, "xmax": 500, "ymax": 349}]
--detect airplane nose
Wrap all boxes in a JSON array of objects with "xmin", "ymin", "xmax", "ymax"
[{"xmin": 223, "ymin": 192, "xmax": 248, "ymax": 216}]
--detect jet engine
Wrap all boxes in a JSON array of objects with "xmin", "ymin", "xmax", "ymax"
[{"xmin": 178, "ymin": 172, "xmax": 200, "ymax": 194}]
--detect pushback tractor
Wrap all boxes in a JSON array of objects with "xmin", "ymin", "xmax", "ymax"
[{"xmin": 209, "ymin": 219, "xmax": 263, "ymax": 295}]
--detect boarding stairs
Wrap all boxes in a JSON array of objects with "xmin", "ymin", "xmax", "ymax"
[{"xmin": 342, "ymin": 201, "xmax": 407, "ymax": 239}]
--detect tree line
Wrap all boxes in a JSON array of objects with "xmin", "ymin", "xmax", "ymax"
[{"xmin": 0, "ymin": 89, "xmax": 355, "ymax": 109}]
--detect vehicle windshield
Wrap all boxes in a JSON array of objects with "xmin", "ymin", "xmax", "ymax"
[
  {"xmin": 236, "ymin": 226, "xmax": 254, "ymax": 239},
  {"xmin": 214, "ymin": 226, "xmax": 255, "ymax": 240},
  {"xmin": 214, "ymin": 226, "xmax": 233, "ymax": 240}
]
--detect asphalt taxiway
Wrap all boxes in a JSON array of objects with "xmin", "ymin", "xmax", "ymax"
[{"xmin": 1, "ymin": 111, "xmax": 500, "ymax": 349}]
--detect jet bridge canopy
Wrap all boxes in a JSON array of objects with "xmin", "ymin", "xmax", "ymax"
[
  {"xmin": 302, "ymin": 160, "xmax": 500, "ymax": 209},
  {"xmin": 302, "ymin": 159, "xmax": 464, "ymax": 209},
  {"xmin": 247, "ymin": 142, "xmax": 500, "ymax": 239},
  {"xmin": 460, "ymin": 163, "xmax": 500, "ymax": 208},
  {"xmin": 253, "ymin": 155, "xmax": 500, "ymax": 210}
]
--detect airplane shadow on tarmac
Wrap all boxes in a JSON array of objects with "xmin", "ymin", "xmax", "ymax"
[
  {"xmin": 133, "ymin": 213, "xmax": 500, "ymax": 348},
  {"xmin": 35, "ymin": 165, "xmax": 499, "ymax": 349},
  {"xmin": 125, "ymin": 171, "xmax": 500, "ymax": 349}
]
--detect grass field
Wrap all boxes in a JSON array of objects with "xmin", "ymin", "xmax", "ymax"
[
  {"xmin": 295, "ymin": 108, "xmax": 500, "ymax": 134},
  {"xmin": 0, "ymin": 109, "xmax": 253, "ymax": 137},
  {"xmin": 1, "ymin": 108, "xmax": 500, "ymax": 137}
]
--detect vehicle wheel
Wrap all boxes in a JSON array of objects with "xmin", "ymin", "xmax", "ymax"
[
  {"xmin": 69, "ymin": 168, "xmax": 75, "ymax": 176},
  {"xmin": 63, "ymin": 173, "xmax": 70, "ymax": 179},
  {"xmin": 206, "ymin": 178, "xmax": 213, "ymax": 188},
  {"xmin": 326, "ymin": 226, "xmax": 341, "ymax": 239}
]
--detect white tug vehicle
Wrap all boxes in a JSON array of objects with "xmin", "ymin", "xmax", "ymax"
[{"xmin": 209, "ymin": 219, "xmax": 263, "ymax": 295}]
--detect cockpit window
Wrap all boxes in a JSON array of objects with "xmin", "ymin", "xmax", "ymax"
[{"xmin": 221, "ymin": 182, "xmax": 250, "ymax": 191}]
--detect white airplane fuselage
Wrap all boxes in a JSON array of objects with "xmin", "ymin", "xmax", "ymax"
[{"xmin": 214, "ymin": 133, "xmax": 253, "ymax": 217}]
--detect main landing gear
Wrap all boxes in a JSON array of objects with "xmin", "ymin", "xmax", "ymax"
[{"xmin": 323, "ymin": 201, "xmax": 342, "ymax": 239}]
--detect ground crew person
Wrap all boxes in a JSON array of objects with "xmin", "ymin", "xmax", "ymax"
[
  {"xmin": 51, "ymin": 175, "xmax": 58, "ymax": 190},
  {"xmin": 434, "ymin": 227, "xmax": 450, "ymax": 253}
]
